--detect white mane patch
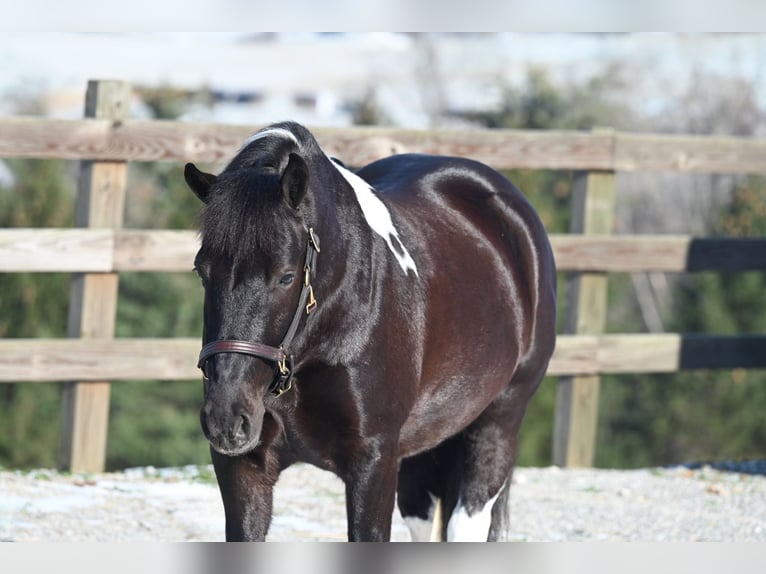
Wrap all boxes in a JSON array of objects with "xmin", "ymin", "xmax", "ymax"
[
  {"xmin": 329, "ymin": 156, "xmax": 419, "ymax": 277},
  {"xmin": 241, "ymin": 128, "xmax": 299, "ymax": 149}
]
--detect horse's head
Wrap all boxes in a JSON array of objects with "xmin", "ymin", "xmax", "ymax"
[{"xmin": 185, "ymin": 131, "xmax": 318, "ymax": 456}]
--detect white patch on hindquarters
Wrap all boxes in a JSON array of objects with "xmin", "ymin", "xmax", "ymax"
[
  {"xmin": 329, "ymin": 157, "xmax": 419, "ymax": 277},
  {"xmin": 404, "ymin": 494, "xmax": 443, "ymax": 542},
  {"xmin": 242, "ymin": 128, "xmax": 299, "ymax": 149},
  {"xmin": 446, "ymin": 487, "xmax": 502, "ymax": 542}
]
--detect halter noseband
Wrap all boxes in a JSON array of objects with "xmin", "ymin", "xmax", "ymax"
[{"xmin": 197, "ymin": 228, "xmax": 320, "ymax": 397}]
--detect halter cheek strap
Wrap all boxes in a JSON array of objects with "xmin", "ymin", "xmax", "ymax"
[{"xmin": 197, "ymin": 228, "xmax": 320, "ymax": 397}]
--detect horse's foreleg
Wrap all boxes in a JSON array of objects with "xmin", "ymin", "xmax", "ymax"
[
  {"xmin": 344, "ymin": 442, "xmax": 399, "ymax": 541},
  {"xmin": 211, "ymin": 448, "xmax": 278, "ymax": 541}
]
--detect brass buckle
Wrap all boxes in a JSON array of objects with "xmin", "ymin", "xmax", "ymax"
[
  {"xmin": 304, "ymin": 265, "xmax": 318, "ymax": 314},
  {"xmin": 272, "ymin": 378, "xmax": 292, "ymax": 397},
  {"xmin": 306, "ymin": 284, "xmax": 317, "ymax": 314},
  {"xmin": 272, "ymin": 355, "xmax": 293, "ymax": 397}
]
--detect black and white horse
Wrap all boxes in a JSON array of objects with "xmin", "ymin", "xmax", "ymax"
[{"xmin": 184, "ymin": 121, "xmax": 557, "ymax": 541}]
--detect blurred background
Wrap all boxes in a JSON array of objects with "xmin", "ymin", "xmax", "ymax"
[{"xmin": 1, "ymin": 32, "xmax": 765, "ymax": 471}]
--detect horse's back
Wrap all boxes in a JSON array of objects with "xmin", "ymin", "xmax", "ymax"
[
  {"xmin": 357, "ymin": 154, "xmax": 556, "ymax": 454},
  {"xmin": 359, "ymin": 153, "xmax": 556, "ymax": 327}
]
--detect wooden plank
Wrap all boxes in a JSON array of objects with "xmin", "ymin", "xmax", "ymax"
[
  {"xmin": 551, "ymin": 333, "xmax": 766, "ymax": 374},
  {"xmin": 114, "ymin": 234, "xmax": 763, "ymax": 273},
  {"xmin": 5, "ymin": 230, "xmax": 766, "ymax": 273},
  {"xmin": 114, "ymin": 230, "xmax": 199, "ymax": 271},
  {"xmin": 0, "ymin": 338, "xmax": 201, "ymax": 381},
  {"xmin": 3, "ymin": 334, "xmax": 765, "ymax": 382},
  {"xmin": 554, "ymin": 169, "xmax": 616, "ymax": 468},
  {"xmin": 615, "ymin": 132, "xmax": 766, "ymax": 174},
  {"xmin": 552, "ymin": 236, "xmax": 766, "ymax": 272},
  {"xmin": 550, "ymin": 235, "xmax": 689, "ymax": 272},
  {"xmin": 0, "ymin": 117, "xmax": 253, "ymax": 164},
  {"xmin": 59, "ymin": 80, "xmax": 130, "ymax": 474},
  {"xmin": 0, "ymin": 117, "xmax": 612, "ymax": 169},
  {"xmin": 0, "ymin": 229, "xmax": 113, "ymax": 272},
  {"xmin": 4, "ymin": 229, "xmax": 766, "ymax": 274},
  {"xmin": 312, "ymin": 126, "xmax": 615, "ymax": 171},
  {"xmin": 3, "ymin": 116, "xmax": 766, "ymax": 173},
  {"xmin": 0, "ymin": 229, "xmax": 199, "ymax": 273},
  {"xmin": 549, "ymin": 334, "xmax": 681, "ymax": 375}
]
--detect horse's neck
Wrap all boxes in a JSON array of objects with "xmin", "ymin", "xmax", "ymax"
[{"xmin": 311, "ymin": 165, "xmax": 376, "ymax": 293}]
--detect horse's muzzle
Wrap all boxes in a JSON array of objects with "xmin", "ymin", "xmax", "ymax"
[{"xmin": 200, "ymin": 400, "xmax": 263, "ymax": 456}]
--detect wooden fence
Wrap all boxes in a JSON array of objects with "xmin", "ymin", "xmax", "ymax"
[{"xmin": 2, "ymin": 80, "xmax": 766, "ymax": 472}]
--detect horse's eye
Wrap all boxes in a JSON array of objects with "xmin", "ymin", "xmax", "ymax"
[{"xmin": 279, "ymin": 272, "xmax": 295, "ymax": 286}]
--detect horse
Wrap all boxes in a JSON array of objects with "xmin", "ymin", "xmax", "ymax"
[{"xmin": 184, "ymin": 121, "xmax": 557, "ymax": 542}]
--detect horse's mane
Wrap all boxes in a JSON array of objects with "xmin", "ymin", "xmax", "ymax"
[{"xmin": 199, "ymin": 122, "xmax": 321, "ymax": 262}]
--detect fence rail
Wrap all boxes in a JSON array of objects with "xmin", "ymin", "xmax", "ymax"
[
  {"xmin": 2, "ymin": 79, "xmax": 766, "ymax": 472},
  {"xmin": 2, "ymin": 334, "xmax": 765, "ymax": 383},
  {"xmin": 3, "ymin": 229, "xmax": 766, "ymax": 273},
  {"xmin": 3, "ymin": 116, "xmax": 766, "ymax": 173}
]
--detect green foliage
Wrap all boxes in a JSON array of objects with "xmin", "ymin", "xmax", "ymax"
[
  {"xmin": 0, "ymin": 159, "xmax": 75, "ymax": 469},
  {"xmin": 597, "ymin": 370, "xmax": 766, "ymax": 468},
  {"xmin": 462, "ymin": 65, "xmax": 632, "ymax": 131},
  {"xmin": 350, "ymin": 87, "xmax": 392, "ymax": 126},
  {"xmin": 596, "ymin": 177, "xmax": 766, "ymax": 468},
  {"xmin": 0, "ymin": 159, "xmax": 74, "ymax": 338},
  {"xmin": 108, "ymin": 269, "xmax": 207, "ymax": 469},
  {"xmin": 106, "ymin": 160, "xmax": 207, "ymax": 469},
  {"xmin": 0, "ymin": 84, "xmax": 210, "ymax": 469},
  {"xmin": 516, "ymin": 377, "xmax": 556, "ymax": 466},
  {"xmin": 135, "ymin": 85, "xmax": 190, "ymax": 121},
  {"xmin": 0, "ymin": 155, "xmax": 210, "ymax": 470},
  {"xmin": 108, "ymin": 380, "xmax": 209, "ymax": 469}
]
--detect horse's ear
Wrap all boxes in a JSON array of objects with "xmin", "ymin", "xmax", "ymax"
[
  {"xmin": 281, "ymin": 153, "xmax": 309, "ymax": 210},
  {"xmin": 184, "ymin": 163, "xmax": 217, "ymax": 204}
]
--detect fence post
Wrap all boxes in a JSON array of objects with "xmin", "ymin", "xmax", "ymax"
[
  {"xmin": 553, "ymin": 168, "xmax": 616, "ymax": 467},
  {"xmin": 59, "ymin": 80, "xmax": 130, "ymax": 473}
]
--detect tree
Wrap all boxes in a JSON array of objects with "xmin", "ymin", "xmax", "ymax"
[
  {"xmin": 0, "ymin": 158, "xmax": 75, "ymax": 468},
  {"xmin": 0, "ymin": 86, "xmax": 211, "ymax": 470},
  {"xmin": 597, "ymin": 177, "xmax": 766, "ymax": 467},
  {"xmin": 595, "ymin": 69, "xmax": 766, "ymax": 468},
  {"xmin": 349, "ymin": 87, "xmax": 392, "ymax": 127}
]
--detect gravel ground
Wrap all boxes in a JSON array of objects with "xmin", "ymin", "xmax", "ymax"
[{"xmin": 1, "ymin": 463, "xmax": 765, "ymax": 542}]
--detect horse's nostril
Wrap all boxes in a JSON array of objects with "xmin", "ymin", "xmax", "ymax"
[
  {"xmin": 234, "ymin": 414, "xmax": 250, "ymax": 442},
  {"xmin": 228, "ymin": 414, "xmax": 249, "ymax": 442}
]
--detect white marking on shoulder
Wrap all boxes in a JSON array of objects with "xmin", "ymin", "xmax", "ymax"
[
  {"xmin": 328, "ymin": 156, "xmax": 419, "ymax": 277},
  {"xmin": 446, "ymin": 488, "xmax": 502, "ymax": 542},
  {"xmin": 242, "ymin": 127, "xmax": 299, "ymax": 149}
]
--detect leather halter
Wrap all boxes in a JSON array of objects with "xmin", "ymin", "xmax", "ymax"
[{"xmin": 197, "ymin": 228, "xmax": 320, "ymax": 397}]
